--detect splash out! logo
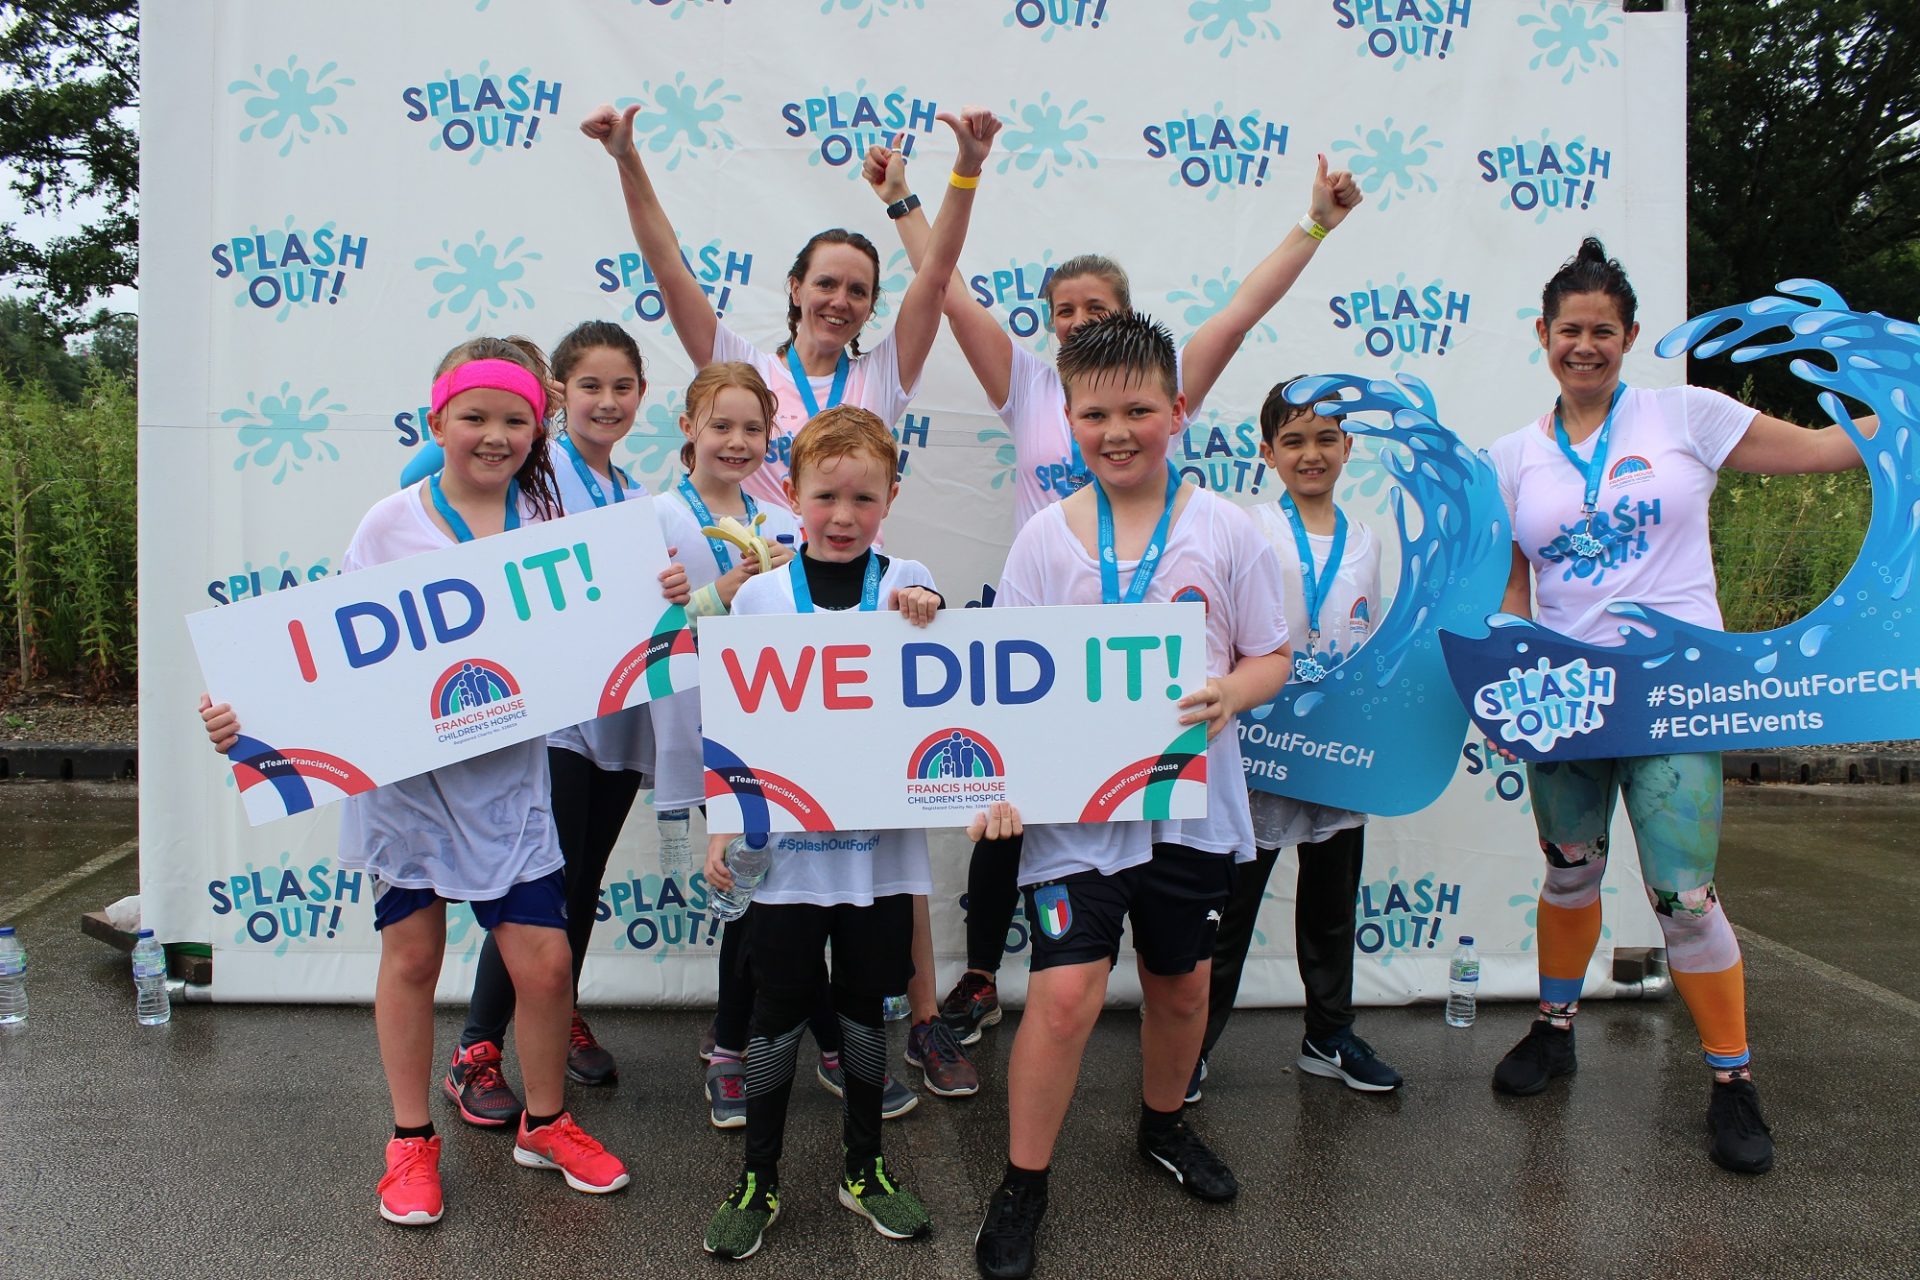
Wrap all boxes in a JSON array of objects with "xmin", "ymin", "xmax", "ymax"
[
  {"xmin": 429, "ymin": 657, "xmax": 530, "ymax": 745},
  {"xmin": 209, "ymin": 861, "xmax": 364, "ymax": 947},
  {"xmin": 1477, "ymin": 135, "xmax": 1614, "ymax": 217},
  {"xmin": 905, "ymin": 726, "xmax": 1009, "ymax": 810},
  {"xmin": 401, "ymin": 67, "xmax": 562, "ymax": 155},
  {"xmin": 1143, "ymin": 106, "xmax": 1288, "ymax": 194},
  {"xmin": 593, "ymin": 240, "xmax": 754, "ymax": 323},
  {"xmin": 1333, "ymin": 0, "xmax": 1472, "ymax": 62},
  {"xmin": 1177, "ymin": 412, "xmax": 1270, "ymax": 497},
  {"xmin": 1474, "ymin": 656, "xmax": 1615, "ymax": 753},
  {"xmin": 1010, "ymin": 0, "xmax": 1110, "ymax": 33},
  {"xmin": 1329, "ymin": 278, "xmax": 1472, "ymax": 361},
  {"xmin": 780, "ymin": 85, "xmax": 939, "ymax": 171},
  {"xmin": 1355, "ymin": 871, "xmax": 1463, "ymax": 954},
  {"xmin": 599, "ymin": 867, "xmax": 721, "ymax": 955},
  {"xmin": 208, "ymin": 553, "xmax": 337, "ymax": 605},
  {"xmin": 970, "ymin": 255, "xmax": 1056, "ymax": 342},
  {"xmin": 210, "ymin": 222, "xmax": 369, "ymax": 316}
]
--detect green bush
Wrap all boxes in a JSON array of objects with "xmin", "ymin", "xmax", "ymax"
[
  {"xmin": 0, "ymin": 373, "xmax": 136, "ymax": 690},
  {"xmin": 1710, "ymin": 466, "xmax": 1873, "ymax": 634}
]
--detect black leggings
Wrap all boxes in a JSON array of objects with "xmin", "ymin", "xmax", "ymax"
[
  {"xmin": 713, "ymin": 911, "xmax": 841, "ymax": 1056},
  {"xmin": 461, "ymin": 747, "xmax": 641, "ymax": 1048},
  {"xmin": 964, "ymin": 832, "xmax": 1025, "ymax": 973},
  {"xmin": 1202, "ymin": 825, "xmax": 1366, "ymax": 1058}
]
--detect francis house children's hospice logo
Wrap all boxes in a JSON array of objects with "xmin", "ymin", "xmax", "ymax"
[
  {"xmin": 429, "ymin": 657, "xmax": 529, "ymax": 745},
  {"xmin": 905, "ymin": 727, "xmax": 1008, "ymax": 811}
]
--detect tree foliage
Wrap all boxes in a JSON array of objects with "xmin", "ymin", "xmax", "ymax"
[
  {"xmin": 0, "ymin": 1, "xmax": 138, "ymax": 329},
  {"xmin": 1686, "ymin": 0, "xmax": 1920, "ymax": 419}
]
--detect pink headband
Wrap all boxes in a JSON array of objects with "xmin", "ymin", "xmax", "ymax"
[{"xmin": 430, "ymin": 358, "xmax": 548, "ymax": 423}]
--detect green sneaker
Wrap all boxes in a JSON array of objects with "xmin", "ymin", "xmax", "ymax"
[
  {"xmin": 703, "ymin": 1172, "xmax": 780, "ymax": 1260},
  {"xmin": 838, "ymin": 1154, "xmax": 932, "ymax": 1240}
]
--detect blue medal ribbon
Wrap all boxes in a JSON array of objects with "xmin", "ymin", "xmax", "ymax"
[
  {"xmin": 1280, "ymin": 494, "xmax": 1348, "ymax": 683},
  {"xmin": 1063, "ymin": 436, "xmax": 1092, "ymax": 495},
  {"xmin": 789, "ymin": 550, "xmax": 884, "ymax": 613},
  {"xmin": 677, "ymin": 475, "xmax": 759, "ymax": 574},
  {"xmin": 557, "ymin": 430, "xmax": 628, "ymax": 508},
  {"xmin": 1550, "ymin": 383, "xmax": 1628, "ymax": 560},
  {"xmin": 1097, "ymin": 465, "xmax": 1181, "ymax": 605},
  {"xmin": 784, "ymin": 345, "xmax": 850, "ymax": 420},
  {"xmin": 428, "ymin": 473, "xmax": 521, "ymax": 544}
]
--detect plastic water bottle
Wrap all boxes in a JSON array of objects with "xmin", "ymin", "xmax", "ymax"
[
  {"xmin": 133, "ymin": 928, "xmax": 171, "ymax": 1026},
  {"xmin": 657, "ymin": 808, "xmax": 692, "ymax": 880},
  {"xmin": 1446, "ymin": 935, "xmax": 1480, "ymax": 1028},
  {"xmin": 0, "ymin": 926, "xmax": 26, "ymax": 1025},
  {"xmin": 709, "ymin": 834, "xmax": 772, "ymax": 923},
  {"xmin": 775, "ymin": 534, "xmax": 796, "ymax": 548},
  {"xmin": 882, "ymin": 994, "xmax": 911, "ymax": 1022}
]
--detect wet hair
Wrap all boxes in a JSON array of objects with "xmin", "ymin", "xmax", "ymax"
[
  {"xmin": 680, "ymin": 362, "xmax": 779, "ymax": 471},
  {"xmin": 1042, "ymin": 254, "xmax": 1132, "ymax": 312},
  {"xmin": 788, "ymin": 404, "xmax": 897, "ymax": 490},
  {"xmin": 551, "ymin": 320, "xmax": 645, "ymax": 386},
  {"xmin": 432, "ymin": 335, "xmax": 561, "ymax": 519},
  {"xmin": 776, "ymin": 229, "xmax": 883, "ymax": 360},
  {"xmin": 1259, "ymin": 376, "xmax": 1346, "ymax": 448},
  {"xmin": 1541, "ymin": 236, "xmax": 1637, "ymax": 329},
  {"xmin": 1056, "ymin": 311, "xmax": 1178, "ymax": 404}
]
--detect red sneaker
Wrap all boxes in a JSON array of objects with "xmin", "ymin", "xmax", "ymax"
[
  {"xmin": 377, "ymin": 1136, "xmax": 443, "ymax": 1226},
  {"xmin": 443, "ymin": 1039, "xmax": 523, "ymax": 1128},
  {"xmin": 513, "ymin": 1112, "xmax": 631, "ymax": 1194}
]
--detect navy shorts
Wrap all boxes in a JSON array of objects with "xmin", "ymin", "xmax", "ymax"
[
  {"xmin": 372, "ymin": 866, "xmax": 568, "ymax": 932},
  {"xmin": 1025, "ymin": 843, "xmax": 1231, "ymax": 977}
]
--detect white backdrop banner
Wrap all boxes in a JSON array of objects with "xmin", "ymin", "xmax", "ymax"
[{"xmin": 138, "ymin": 1, "xmax": 1686, "ymax": 1004}]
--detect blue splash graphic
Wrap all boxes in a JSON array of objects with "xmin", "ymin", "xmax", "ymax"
[
  {"xmin": 1332, "ymin": 119, "xmax": 1441, "ymax": 211},
  {"xmin": 1167, "ymin": 269, "xmax": 1278, "ymax": 345},
  {"xmin": 415, "ymin": 231, "xmax": 540, "ymax": 331},
  {"xmin": 1184, "ymin": 0, "xmax": 1282, "ymax": 58},
  {"xmin": 1442, "ymin": 281, "xmax": 1920, "ymax": 759},
  {"xmin": 1337, "ymin": 437, "xmax": 1398, "ymax": 518},
  {"xmin": 624, "ymin": 391, "xmax": 689, "ymax": 490},
  {"xmin": 1515, "ymin": 305, "xmax": 1547, "ymax": 364},
  {"xmin": 1240, "ymin": 373, "xmax": 1512, "ymax": 815},
  {"xmin": 618, "ymin": 74, "xmax": 739, "ymax": 171},
  {"xmin": 824, "ymin": 0, "xmax": 925, "ymax": 27},
  {"xmin": 998, "ymin": 93, "xmax": 1101, "ymax": 188},
  {"xmin": 1518, "ymin": 1, "xmax": 1621, "ymax": 84},
  {"xmin": 222, "ymin": 384, "xmax": 346, "ymax": 483},
  {"xmin": 867, "ymin": 247, "xmax": 912, "ymax": 323},
  {"xmin": 979, "ymin": 424, "xmax": 1018, "ymax": 491},
  {"xmin": 229, "ymin": 57, "xmax": 353, "ymax": 156}
]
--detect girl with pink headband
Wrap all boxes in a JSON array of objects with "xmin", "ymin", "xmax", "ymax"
[{"xmin": 200, "ymin": 336, "xmax": 677, "ymax": 1227}]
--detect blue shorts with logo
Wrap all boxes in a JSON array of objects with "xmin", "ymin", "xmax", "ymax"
[
  {"xmin": 371, "ymin": 866, "xmax": 568, "ymax": 932},
  {"xmin": 1024, "ymin": 843, "xmax": 1231, "ymax": 976}
]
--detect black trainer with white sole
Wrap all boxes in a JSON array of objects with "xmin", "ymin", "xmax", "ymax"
[
  {"xmin": 1138, "ymin": 1117, "xmax": 1238, "ymax": 1202},
  {"xmin": 1297, "ymin": 1030, "xmax": 1403, "ymax": 1092}
]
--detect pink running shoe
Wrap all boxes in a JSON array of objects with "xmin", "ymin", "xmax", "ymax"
[
  {"xmin": 378, "ymin": 1136, "xmax": 444, "ymax": 1226},
  {"xmin": 513, "ymin": 1112, "xmax": 631, "ymax": 1194}
]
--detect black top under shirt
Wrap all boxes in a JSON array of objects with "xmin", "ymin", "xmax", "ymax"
[{"xmin": 800, "ymin": 548, "xmax": 890, "ymax": 610}]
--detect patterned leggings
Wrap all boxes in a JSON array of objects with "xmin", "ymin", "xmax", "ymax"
[{"xmin": 1525, "ymin": 752, "xmax": 1749, "ymax": 1069}]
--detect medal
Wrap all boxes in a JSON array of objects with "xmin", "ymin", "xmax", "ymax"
[
  {"xmin": 1280, "ymin": 493, "xmax": 1347, "ymax": 684},
  {"xmin": 1551, "ymin": 383, "xmax": 1628, "ymax": 561}
]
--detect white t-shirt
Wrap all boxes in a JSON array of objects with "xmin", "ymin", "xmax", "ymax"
[
  {"xmin": 710, "ymin": 320, "xmax": 917, "ymax": 515},
  {"xmin": 998, "ymin": 486, "xmax": 1288, "ymax": 883},
  {"xmin": 334, "ymin": 483, "xmax": 563, "ymax": 900},
  {"xmin": 647, "ymin": 483, "xmax": 803, "ymax": 809},
  {"xmin": 1246, "ymin": 499, "xmax": 1379, "ymax": 850},
  {"xmin": 1490, "ymin": 385, "xmax": 1756, "ymax": 646},
  {"xmin": 1001, "ymin": 343, "xmax": 1190, "ymax": 530},
  {"xmin": 544, "ymin": 436, "xmax": 656, "ymax": 774},
  {"xmin": 726, "ymin": 553, "xmax": 936, "ymax": 906}
]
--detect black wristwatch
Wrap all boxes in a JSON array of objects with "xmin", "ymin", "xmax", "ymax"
[{"xmin": 886, "ymin": 193, "xmax": 922, "ymax": 220}]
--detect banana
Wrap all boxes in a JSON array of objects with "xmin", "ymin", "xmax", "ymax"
[{"xmin": 701, "ymin": 512, "xmax": 774, "ymax": 572}]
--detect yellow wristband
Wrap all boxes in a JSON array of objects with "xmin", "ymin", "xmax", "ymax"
[
  {"xmin": 948, "ymin": 170, "xmax": 981, "ymax": 190},
  {"xmin": 1298, "ymin": 213, "xmax": 1330, "ymax": 241}
]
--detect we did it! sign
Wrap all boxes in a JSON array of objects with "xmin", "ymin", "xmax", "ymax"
[
  {"xmin": 188, "ymin": 500, "xmax": 694, "ymax": 826},
  {"xmin": 699, "ymin": 604, "xmax": 1209, "ymax": 833}
]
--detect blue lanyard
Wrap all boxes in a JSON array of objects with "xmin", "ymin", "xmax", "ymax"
[
  {"xmin": 1096, "ymin": 466, "xmax": 1180, "ymax": 605},
  {"xmin": 557, "ymin": 430, "xmax": 627, "ymax": 508},
  {"xmin": 1063, "ymin": 436, "xmax": 1092, "ymax": 494},
  {"xmin": 1550, "ymin": 383, "xmax": 1628, "ymax": 519},
  {"xmin": 677, "ymin": 475, "xmax": 759, "ymax": 573},
  {"xmin": 789, "ymin": 552, "xmax": 883, "ymax": 613},
  {"xmin": 784, "ymin": 345, "xmax": 851, "ymax": 420},
  {"xmin": 429, "ymin": 473, "xmax": 520, "ymax": 543},
  {"xmin": 1280, "ymin": 494, "xmax": 1347, "ymax": 651}
]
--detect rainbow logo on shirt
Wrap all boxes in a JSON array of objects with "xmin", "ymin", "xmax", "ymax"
[
  {"xmin": 1033, "ymin": 885, "xmax": 1073, "ymax": 941},
  {"xmin": 1351, "ymin": 597, "xmax": 1372, "ymax": 637},
  {"xmin": 1172, "ymin": 584, "xmax": 1210, "ymax": 611},
  {"xmin": 430, "ymin": 658, "xmax": 519, "ymax": 717},
  {"xmin": 907, "ymin": 728, "xmax": 1005, "ymax": 780},
  {"xmin": 1608, "ymin": 455, "xmax": 1654, "ymax": 486}
]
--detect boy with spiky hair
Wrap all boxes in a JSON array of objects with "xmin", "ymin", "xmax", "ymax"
[{"xmin": 973, "ymin": 313, "xmax": 1293, "ymax": 1280}]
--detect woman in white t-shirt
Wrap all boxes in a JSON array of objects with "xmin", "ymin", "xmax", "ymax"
[
  {"xmin": 1490, "ymin": 238, "xmax": 1877, "ymax": 1177},
  {"xmin": 580, "ymin": 101, "xmax": 1002, "ymax": 514},
  {"xmin": 860, "ymin": 138, "xmax": 1363, "ymax": 1043}
]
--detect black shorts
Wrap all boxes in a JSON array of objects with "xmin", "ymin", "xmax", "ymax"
[
  {"xmin": 745, "ymin": 894, "xmax": 915, "ymax": 999},
  {"xmin": 1024, "ymin": 843, "xmax": 1231, "ymax": 977}
]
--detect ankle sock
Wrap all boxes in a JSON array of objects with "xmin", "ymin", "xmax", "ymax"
[
  {"xmin": 1537, "ymin": 999, "xmax": 1578, "ymax": 1031},
  {"xmin": 524, "ymin": 1110, "xmax": 562, "ymax": 1132},
  {"xmin": 393, "ymin": 1122, "xmax": 434, "ymax": 1141},
  {"xmin": 1004, "ymin": 1161, "xmax": 1049, "ymax": 1190},
  {"xmin": 1140, "ymin": 1101, "xmax": 1182, "ymax": 1135}
]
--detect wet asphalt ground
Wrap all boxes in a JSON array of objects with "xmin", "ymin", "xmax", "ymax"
[{"xmin": 0, "ymin": 781, "xmax": 1916, "ymax": 1279}]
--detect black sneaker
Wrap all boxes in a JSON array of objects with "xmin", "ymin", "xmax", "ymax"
[
  {"xmin": 566, "ymin": 1012, "xmax": 618, "ymax": 1086},
  {"xmin": 1707, "ymin": 1078, "xmax": 1774, "ymax": 1174},
  {"xmin": 974, "ymin": 1177, "xmax": 1047, "ymax": 1279},
  {"xmin": 940, "ymin": 971, "xmax": 1003, "ymax": 1046},
  {"xmin": 1184, "ymin": 1056, "xmax": 1207, "ymax": 1105},
  {"xmin": 1298, "ymin": 1029, "xmax": 1403, "ymax": 1093},
  {"xmin": 1492, "ymin": 1021, "xmax": 1577, "ymax": 1096},
  {"xmin": 1138, "ymin": 1117, "xmax": 1238, "ymax": 1202}
]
